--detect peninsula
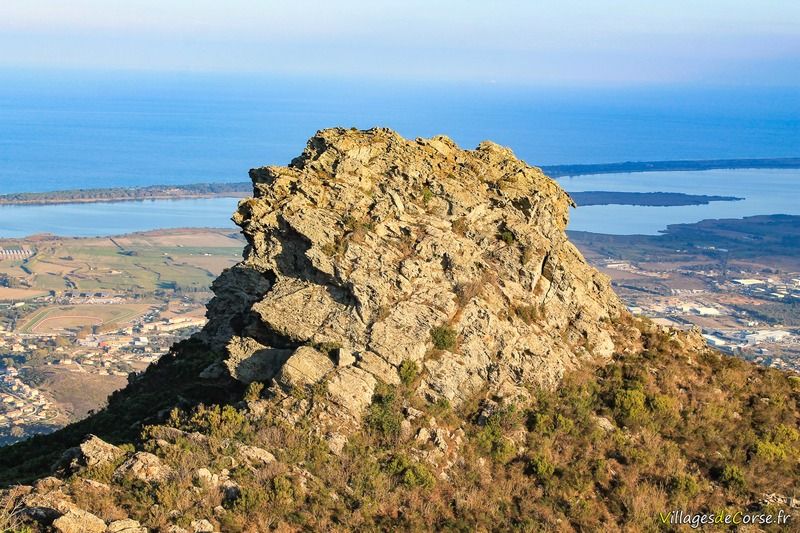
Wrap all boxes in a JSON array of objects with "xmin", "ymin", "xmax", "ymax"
[
  {"xmin": 0, "ymin": 157, "xmax": 796, "ymax": 206},
  {"xmin": 569, "ymin": 190, "xmax": 743, "ymax": 207},
  {"xmin": 542, "ymin": 156, "xmax": 800, "ymax": 177},
  {"xmin": 0, "ymin": 182, "xmax": 251, "ymax": 206}
]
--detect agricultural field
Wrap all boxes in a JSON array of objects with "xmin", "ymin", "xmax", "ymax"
[
  {"xmin": 0, "ymin": 228, "xmax": 244, "ymax": 295},
  {"xmin": 0, "ymin": 228, "xmax": 245, "ymax": 444},
  {"xmin": 0, "ymin": 288, "xmax": 48, "ymax": 300},
  {"xmin": 17, "ymin": 303, "xmax": 151, "ymax": 334}
]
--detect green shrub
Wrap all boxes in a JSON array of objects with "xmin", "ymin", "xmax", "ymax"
[
  {"xmin": 613, "ymin": 388, "xmax": 648, "ymax": 427},
  {"xmin": 270, "ymin": 475, "xmax": 295, "ymax": 506},
  {"xmin": 365, "ymin": 384, "xmax": 402, "ymax": 441},
  {"xmin": 421, "ymin": 187, "xmax": 434, "ymax": 205},
  {"xmin": 499, "ymin": 230, "xmax": 515, "ymax": 244},
  {"xmin": 720, "ymin": 465, "xmax": 745, "ymax": 491},
  {"xmin": 755, "ymin": 439, "xmax": 787, "ymax": 462},
  {"xmin": 243, "ymin": 381, "xmax": 264, "ymax": 402},
  {"xmin": 773, "ymin": 423, "xmax": 800, "ymax": 446},
  {"xmin": 185, "ymin": 404, "xmax": 250, "ymax": 440},
  {"xmin": 398, "ymin": 359, "xmax": 419, "ymax": 386},
  {"xmin": 669, "ymin": 474, "xmax": 700, "ymax": 499},
  {"xmin": 230, "ymin": 484, "xmax": 268, "ymax": 514},
  {"xmin": 430, "ymin": 325, "xmax": 458, "ymax": 351},
  {"xmin": 650, "ymin": 393, "xmax": 680, "ymax": 426},
  {"xmin": 528, "ymin": 454, "xmax": 555, "ymax": 482},
  {"xmin": 475, "ymin": 409, "xmax": 519, "ymax": 464},
  {"xmin": 754, "ymin": 424, "xmax": 799, "ymax": 462},
  {"xmin": 384, "ymin": 454, "xmax": 435, "ymax": 489}
]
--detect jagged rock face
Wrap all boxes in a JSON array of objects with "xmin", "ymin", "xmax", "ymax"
[{"xmin": 204, "ymin": 127, "xmax": 627, "ymax": 418}]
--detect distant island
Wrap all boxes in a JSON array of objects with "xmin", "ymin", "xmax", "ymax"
[
  {"xmin": 543, "ymin": 157, "xmax": 800, "ymax": 177},
  {"xmin": 569, "ymin": 191, "xmax": 743, "ymax": 207},
  {"xmin": 0, "ymin": 182, "xmax": 251, "ymax": 206}
]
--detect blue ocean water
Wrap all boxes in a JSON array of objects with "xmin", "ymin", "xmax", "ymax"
[
  {"xmin": 0, "ymin": 70, "xmax": 798, "ymax": 237},
  {"xmin": 0, "ymin": 70, "xmax": 798, "ymax": 194}
]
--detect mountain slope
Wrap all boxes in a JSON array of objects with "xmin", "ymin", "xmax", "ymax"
[{"xmin": 1, "ymin": 129, "xmax": 798, "ymax": 532}]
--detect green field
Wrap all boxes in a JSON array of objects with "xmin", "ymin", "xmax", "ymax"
[
  {"xmin": 2, "ymin": 229, "xmax": 243, "ymax": 295},
  {"xmin": 18, "ymin": 303, "xmax": 151, "ymax": 334}
]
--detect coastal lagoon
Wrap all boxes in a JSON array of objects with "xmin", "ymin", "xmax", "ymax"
[
  {"xmin": 560, "ymin": 168, "xmax": 800, "ymax": 235},
  {"xmin": 0, "ymin": 197, "xmax": 240, "ymax": 238},
  {"xmin": 1, "ymin": 168, "xmax": 799, "ymax": 237}
]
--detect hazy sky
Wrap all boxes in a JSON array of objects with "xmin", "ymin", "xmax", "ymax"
[{"xmin": 1, "ymin": 0, "xmax": 798, "ymax": 85}]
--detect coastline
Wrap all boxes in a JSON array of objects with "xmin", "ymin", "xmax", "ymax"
[
  {"xmin": 0, "ymin": 182, "xmax": 251, "ymax": 206},
  {"xmin": 0, "ymin": 158, "xmax": 798, "ymax": 206},
  {"xmin": 542, "ymin": 157, "xmax": 800, "ymax": 177}
]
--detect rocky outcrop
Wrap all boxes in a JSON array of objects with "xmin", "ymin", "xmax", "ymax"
[
  {"xmin": 0, "ymin": 472, "xmax": 147, "ymax": 533},
  {"xmin": 52, "ymin": 509, "xmax": 106, "ymax": 533},
  {"xmin": 112, "ymin": 452, "xmax": 172, "ymax": 484},
  {"xmin": 57, "ymin": 435, "xmax": 124, "ymax": 475},
  {"xmin": 107, "ymin": 519, "xmax": 148, "ymax": 533},
  {"xmin": 201, "ymin": 127, "xmax": 628, "ymax": 424}
]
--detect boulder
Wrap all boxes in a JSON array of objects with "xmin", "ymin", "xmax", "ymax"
[
  {"xmin": 190, "ymin": 519, "xmax": 215, "ymax": 532},
  {"xmin": 223, "ymin": 336, "xmax": 292, "ymax": 384},
  {"xmin": 107, "ymin": 519, "xmax": 148, "ymax": 533},
  {"xmin": 57, "ymin": 435, "xmax": 124, "ymax": 474},
  {"xmin": 356, "ymin": 351, "xmax": 400, "ymax": 385},
  {"xmin": 113, "ymin": 452, "xmax": 172, "ymax": 484},
  {"xmin": 52, "ymin": 509, "xmax": 106, "ymax": 533},
  {"xmin": 326, "ymin": 367, "xmax": 377, "ymax": 418},
  {"xmin": 236, "ymin": 444, "xmax": 276, "ymax": 466},
  {"xmin": 275, "ymin": 346, "xmax": 334, "ymax": 391}
]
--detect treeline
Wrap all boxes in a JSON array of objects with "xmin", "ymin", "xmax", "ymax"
[{"xmin": 0, "ymin": 182, "xmax": 252, "ymax": 206}]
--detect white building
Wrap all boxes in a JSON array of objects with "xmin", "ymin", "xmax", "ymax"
[{"xmin": 746, "ymin": 330, "xmax": 791, "ymax": 345}]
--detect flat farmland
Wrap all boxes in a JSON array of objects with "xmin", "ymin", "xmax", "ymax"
[
  {"xmin": 18, "ymin": 303, "xmax": 151, "ymax": 334},
  {"xmin": 3, "ymin": 228, "xmax": 244, "ymax": 294},
  {"xmin": 0, "ymin": 287, "xmax": 49, "ymax": 300}
]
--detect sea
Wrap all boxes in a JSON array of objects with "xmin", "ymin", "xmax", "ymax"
[{"xmin": 0, "ymin": 70, "xmax": 798, "ymax": 236}]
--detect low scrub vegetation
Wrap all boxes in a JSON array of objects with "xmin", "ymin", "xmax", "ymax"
[
  {"xmin": 430, "ymin": 325, "xmax": 458, "ymax": 351},
  {"xmin": 1, "ymin": 321, "xmax": 799, "ymax": 531}
]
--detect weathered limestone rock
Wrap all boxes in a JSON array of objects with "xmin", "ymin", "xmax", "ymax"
[
  {"xmin": 236, "ymin": 444, "xmax": 276, "ymax": 466},
  {"xmin": 194, "ymin": 468, "xmax": 219, "ymax": 487},
  {"xmin": 190, "ymin": 519, "xmax": 215, "ymax": 533},
  {"xmin": 113, "ymin": 452, "xmax": 172, "ymax": 484},
  {"xmin": 356, "ymin": 351, "xmax": 400, "ymax": 385},
  {"xmin": 275, "ymin": 346, "xmax": 334, "ymax": 391},
  {"xmin": 33, "ymin": 476, "xmax": 63, "ymax": 492},
  {"xmin": 197, "ymin": 127, "xmax": 631, "ymax": 428},
  {"xmin": 57, "ymin": 435, "xmax": 124, "ymax": 474},
  {"xmin": 107, "ymin": 519, "xmax": 148, "ymax": 533},
  {"xmin": 326, "ymin": 366, "xmax": 377, "ymax": 418},
  {"xmin": 17, "ymin": 489, "xmax": 76, "ymax": 522},
  {"xmin": 335, "ymin": 347, "xmax": 356, "ymax": 367},
  {"xmin": 52, "ymin": 509, "xmax": 106, "ymax": 533},
  {"xmin": 223, "ymin": 336, "xmax": 292, "ymax": 384}
]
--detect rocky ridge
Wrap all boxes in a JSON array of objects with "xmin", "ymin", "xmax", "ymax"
[
  {"xmin": 204, "ymin": 127, "xmax": 630, "ymax": 427},
  {"xmin": 7, "ymin": 129, "xmax": 784, "ymax": 532}
]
